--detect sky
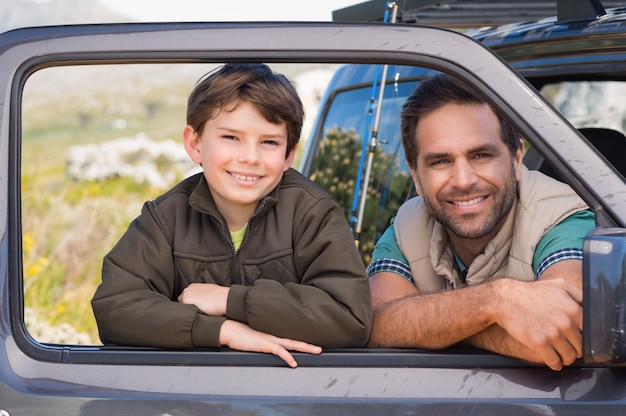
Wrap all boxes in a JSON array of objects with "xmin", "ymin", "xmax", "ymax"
[{"xmin": 96, "ymin": 0, "xmax": 359, "ymax": 22}]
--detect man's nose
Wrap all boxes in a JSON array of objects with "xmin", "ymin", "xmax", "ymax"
[{"xmin": 450, "ymin": 159, "xmax": 478, "ymax": 188}]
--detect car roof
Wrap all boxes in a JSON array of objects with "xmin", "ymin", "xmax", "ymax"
[
  {"xmin": 333, "ymin": 0, "xmax": 626, "ymax": 27},
  {"xmin": 333, "ymin": 0, "xmax": 626, "ymax": 52},
  {"xmin": 473, "ymin": 6, "xmax": 626, "ymax": 46}
]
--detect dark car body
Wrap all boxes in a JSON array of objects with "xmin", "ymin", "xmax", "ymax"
[{"xmin": 2, "ymin": 8, "xmax": 626, "ymax": 416}]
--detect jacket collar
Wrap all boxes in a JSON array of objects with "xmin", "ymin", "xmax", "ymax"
[{"xmin": 188, "ymin": 173, "xmax": 280, "ymax": 223}]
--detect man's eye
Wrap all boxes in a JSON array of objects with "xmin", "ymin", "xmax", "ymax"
[{"xmin": 430, "ymin": 159, "xmax": 449, "ymax": 167}]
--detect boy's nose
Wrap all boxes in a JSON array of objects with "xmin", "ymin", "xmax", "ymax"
[{"xmin": 238, "ymin": 143, "xmax": 260, "ymax": 164}]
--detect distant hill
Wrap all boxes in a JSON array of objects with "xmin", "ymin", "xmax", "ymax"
[{"xmin": 1, "ymin": 0, "xmax": 133, "ymax": 33}]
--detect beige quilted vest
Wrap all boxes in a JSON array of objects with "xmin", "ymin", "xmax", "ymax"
[{"xmin": 393, "ymin": 166, "xmax": 589, "ymax": 292}]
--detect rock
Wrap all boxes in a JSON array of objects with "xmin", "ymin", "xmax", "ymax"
[{"xmin": 66, "ymin": 133, "xmax": 201, "ymax": 188}]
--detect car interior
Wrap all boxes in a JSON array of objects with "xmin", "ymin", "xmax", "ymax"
[{"xmin": 523, "ymin": 127, "xmax": 626, "ymax": 182}]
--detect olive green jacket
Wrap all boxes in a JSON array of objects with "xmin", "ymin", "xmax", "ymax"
[{"xmin": 92, "ymin": 169, "xmax": 372, "ymax": 348}]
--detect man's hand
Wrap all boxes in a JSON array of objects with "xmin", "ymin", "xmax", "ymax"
[
  {"xmin": 370, "ymin": 261, "xmax": 584, "ymax": 371},
  {"xmin": 219, "ymin": 320, "xmax": 322, "ymax": 368},
  {"xmin": 178, "ymin": 283, "xmax": 229, "ymax": 316},
  {"xmin": 492, "ymin": 276, "xmax": 582, "ymax": 371}
]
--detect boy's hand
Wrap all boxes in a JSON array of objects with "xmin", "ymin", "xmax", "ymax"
[
  {"xmin": 219, "ymin": 320, "xmax": 322, "ymax": 368},
  {"xmin": 178, "ymin": 283, "xmax": 229, "ymax": 316}
]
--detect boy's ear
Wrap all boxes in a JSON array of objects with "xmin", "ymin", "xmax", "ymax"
[
  {"xmin": 183, "ymin": 125, "xmax": 202, "ymax": 164},
  {"xmin": 283, "ymin": 148, "xmax": 296, "ymax": 172}
]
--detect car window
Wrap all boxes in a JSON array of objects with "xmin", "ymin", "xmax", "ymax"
[
  {"xmin": 20, "ymin": 62, "xmax": 348, "ymax": 346},
  {"xmin": 541, "ymin": 81, "xmax": 626, "ymax": 136},
  {"xmin": 532, "ymin": 81, "xmax": 626, "ymax": 180},
  {"xmin": 308, "ymin": 78, "xmax": 416, "ymax": 263}
]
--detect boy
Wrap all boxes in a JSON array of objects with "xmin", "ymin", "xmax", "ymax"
[{"xmin": 91, "ymin": 63, "xmax": 372, "ymax": 368}]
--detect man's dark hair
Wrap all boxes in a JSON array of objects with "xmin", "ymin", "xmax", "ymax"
[{"xmin": 400, "ymin": 73, "xmax": 521, "ymax": 170}]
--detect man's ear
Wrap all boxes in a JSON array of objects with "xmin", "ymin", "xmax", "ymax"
[
  {"xmin": 409, "ymin": 165, "xmax": 422, "ymax": 196},
  {"xmin": 183, "ymin": 125, "xmax": 202, "ymax": 164},
  {"xmin": 514, "ymin": 138, "xmax": 524, "ymax": 181},
  {"xmin": 283, "ymin": 148, "xmax": 296, "ymax": 172}
]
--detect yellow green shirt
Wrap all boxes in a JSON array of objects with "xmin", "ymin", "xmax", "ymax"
[{"xmin": 230, "ymin": 224, "xmax": 247, "ymax": 252}]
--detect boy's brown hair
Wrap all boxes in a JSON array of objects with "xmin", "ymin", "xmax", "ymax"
[{"xmin": 187, "ymin": 63, "xmax": 304, "ymax": 158}]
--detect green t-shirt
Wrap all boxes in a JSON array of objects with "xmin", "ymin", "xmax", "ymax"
[{"xmin": 230, "ymin": 224, "xmax": 247, "ymax": 252}]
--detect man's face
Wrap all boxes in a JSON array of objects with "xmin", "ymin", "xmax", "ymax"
[{"xmin": 410, "ymin": 102, "xmax": 522, "ymax": 241}]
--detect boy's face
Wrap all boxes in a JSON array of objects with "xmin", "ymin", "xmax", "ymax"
[{"xmin": 184, "ymin": 100, "xmax": 294, "ymax": 219}]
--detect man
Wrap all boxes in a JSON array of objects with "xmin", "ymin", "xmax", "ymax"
[{"xmin": 367, "ymin": 74, "xmax": 595, "ymax": 371}]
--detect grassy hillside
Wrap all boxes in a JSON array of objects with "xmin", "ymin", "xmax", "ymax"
[{"xmin": 21, "ymin": 65, "xmax": 195, "ymax": 342}]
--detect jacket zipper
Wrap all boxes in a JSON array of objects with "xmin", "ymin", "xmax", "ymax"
[{"xmin": 190, "ymin": 198, "xmax": 268, "ymax": 286}]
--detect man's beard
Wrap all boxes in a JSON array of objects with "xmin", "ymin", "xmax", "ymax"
[{"xmin": 420, "ymin": 166, "xmax": 518, "ymax": 239}]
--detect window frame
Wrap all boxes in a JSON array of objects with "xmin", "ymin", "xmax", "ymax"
[{"xmin": 2, "ymin": 22, "xmax": 623, "ymax": 372}]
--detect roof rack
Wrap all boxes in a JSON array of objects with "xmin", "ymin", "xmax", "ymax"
[
  {"xmin": 332, "ymin": 0, "xmax": 621, "ymax": 27},
  {"xmin": 559, "ymin": 0, "xmax": 605, "ymax": 20}
]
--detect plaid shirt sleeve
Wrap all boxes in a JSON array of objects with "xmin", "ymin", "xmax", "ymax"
[
  {"xmin": 367, "ymin": 219, "xmax": 413, "ymax": 283},
  {"xmin": 533, "ymin": 210, "xmax": 595, "ymax": 279},
  {"xmin": 534, "ymin": 247, "xmax": 583, "ymax": 280},
  {"xmin": 367, "ymin": 258, "xmax": 413, "ymax": 282}
]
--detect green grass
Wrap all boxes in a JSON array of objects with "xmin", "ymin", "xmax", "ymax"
[
  {"xmin": 22, "ymin": 175, "xmax": 157, "ymax": 343},
  {"xmin": 22, "ymin": 142, "xmax": 166, "ymax": 343}
]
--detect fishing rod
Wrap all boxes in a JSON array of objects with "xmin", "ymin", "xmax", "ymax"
[
  {"xmin": 349, "ymin": 61, "xmax": 381, "ymax": 239},
  {"xmin": 349, "ymin": 1, "xmax": 395, "ymax": 238},
  {"xmin": 377, "ymin": 72, "xmax": 403, "ymax": 236},
  {"xmin": 354, "ymin": 1, "xmax": 399, "ymax": 248}
]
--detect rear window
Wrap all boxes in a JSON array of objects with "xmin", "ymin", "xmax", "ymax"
[{"xmin": 307, "ymin": 78, "xmax": 417, "ymax": 263}]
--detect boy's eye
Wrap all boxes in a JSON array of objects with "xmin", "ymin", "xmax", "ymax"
[
  {"xmin": 262, "ymin": 139, "xmax": 280, "ymax": 146},
  {"xmin": 223, "ymin": 135, "xmax": 237, "ymax": 140}
]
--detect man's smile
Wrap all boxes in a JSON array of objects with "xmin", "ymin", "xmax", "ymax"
[{"xmin": 450, "ymin": 196, "xmax": 487, "ymax": 207}]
